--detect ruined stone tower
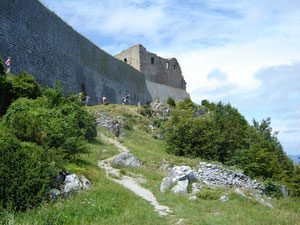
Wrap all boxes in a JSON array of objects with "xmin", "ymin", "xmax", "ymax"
[{"xmin": 115, "ymin": 44, "xmax": 187, "ymax": 90}]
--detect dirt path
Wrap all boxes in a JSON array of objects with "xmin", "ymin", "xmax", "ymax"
[{"xmin": 97, "ymin": 133, "xmax": 173, "ymax": 216}]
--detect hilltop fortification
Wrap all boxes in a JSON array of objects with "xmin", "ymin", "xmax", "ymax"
[{"xmin": 0, "ymin": 0, "xmax": 189, "ymax": 104}]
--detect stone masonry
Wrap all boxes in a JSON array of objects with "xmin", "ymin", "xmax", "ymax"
[
  {"xmin": 115, "ymin": 44, "xmax": 187, "ymax": 90},
  {"xmin": 0, "ymin": 0, "xmax": 189, "ymax": 104}
]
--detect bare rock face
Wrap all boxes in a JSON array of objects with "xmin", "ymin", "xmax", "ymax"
[{"xmin": 112, "ymin": 153, "xmax": 142, "ymax": 167}]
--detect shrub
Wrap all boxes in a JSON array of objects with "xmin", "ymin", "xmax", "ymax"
[
  {"xmin": 178, "ymin": 98, "xmax": 194, "ymax": 110},
  {"xmin": 264, "ymin": 180, "xmax": 283, "ymax": 198},
  {"xmin": 167, "ymin": 97, "xmax": 176, "ymax": 107},
  {"xmin": 3, "ymin": 95, "xmax": 96, "ymax": 159},
  {"xmin": 201, "ymin": 99, "xmax": 210, "ymax": 108},
  {"xmin": 0, "ymin": 127, "xmax": 57, "ymax": 211},
  {"xmin": 164, "ymin": 109, "xmax": 218, "ymax": 158},
  {"xmin": 11, "ymin": 72, "xmax": 42, "ymax": 99},
  {"xmin": 152, "ymin": 119, "xmax": 161, "ymax": 128},
  {"xmin": 0, "ymin": 72, "xmax": 41, "ymax": 116},
  {"xmin": 197, "ymin": 188, "xmax": 222, "ymax": 200},
  {"xmin": 138, "ymin": 105, "xmax": 152, "ymax": 117}
]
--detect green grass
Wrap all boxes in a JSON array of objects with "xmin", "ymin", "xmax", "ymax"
[{"xmin": 2, "ymin": 104, "xmax": 300, "ymax": 225}]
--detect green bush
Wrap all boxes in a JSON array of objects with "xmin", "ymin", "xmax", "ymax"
[
  {"xmin": 164, "ymin": 109, "xmax": 218, "ymax": 158},
  {"xmin": 0, "ymin": 127, "xmax": 56, "ymax": 211},
  {"xmin": 3, "ymin": 95, "xmax": 96, "ymax": 159},
  {"xmin": 201, "ymin": 99, "xmax": 210, "ymax": 108},
  {"xmin": 201, "ymin": 99, "xmax": 216, "ymax": 111},
  {"xmin": 11, "ymin": 72, "xmax": 42, "ymax": 99},
  {"xmin": 167, "ymin": 97, "xmax": 176, "ymax": 107},
  {"xmin": 178, "ymin": 98, "xmax": 194, "ymax": 110},
  {"xmin": 197, "ymin": 188, "xmax": 222, "ymax": 200},
  {"xmin": 0, "ymin": 71, "xmax": 41, "ymax": 116},
  {"xmin": 264, "ymin": 180, "xmax": 283, "ymax": 198},
  {"xmin": 152, "ymin": 119, "xmax": 161, "ymax": 128},
  {"xmin": 138, "ymin": 105, "xmax": 153, "ymax": 117}
]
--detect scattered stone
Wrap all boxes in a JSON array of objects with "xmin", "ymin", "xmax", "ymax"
[
  {"xmin": 220, "ymin": 196, "xmax": 229, "ymax": 202},
  {"xmin": 62, "ymin": 174, "xmax": 82, "ymax": 194},
  {"xmin": 81, "ymin": 175, "xmax": 92, "ymax": 190},
  {"xmin": 191, "ymin": 183, "xmax": 203, "ymax": 195},
  {"xmin": 49, "ymin": 188, "xmax": 60, "ymax": 200},
  {"xmin": 149, "ymin": 125, "xmax": 155, "ymax": 131},
  {"xmin": 160, "ymin": 162, "xmax": 266, "ymax": 196},
  {"xmin": 235, "ymin": 188, "xmax": 246, "ymax": 197},
  {"xmin": 95, "ymin": 111, "xmax": 122, "ymax": 132},
  {"xmin": 102, "ymin": 149, "xmax": 108, "ymax": 153},
  {"xmin": 176, "ymin": 218, "xmax": 185, "ymax": 224},
  {"xmin": 188, "ymin": 196, "xmax": 197, "ymax": 201},
  {"xmin": 112, "ymin": 153, "xmax": 142, "ymax": 167},
  {"xmin": 255, "ymin": 195, "xmax": 273, "ymax": 208}
]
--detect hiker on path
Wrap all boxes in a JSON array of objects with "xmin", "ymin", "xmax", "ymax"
[
  {"xmin": 103, "ymin": 96, "xmax": 107, "ymax": 105},
  {"xmin": 80, "ymin": 92, "xmax": 86, "ymax": 106},
  {"xmin": 5, "ymin": 57, "xmax": 11, "ymax": 73},
  {"xmin": 85, "ymin": 95, "xmax": 90, "ymax": 106},
  {"xmin": 115, "ymin": 120, "xmax": 121, "ymax": 142},
  {"xmin": 125, "ymin": 94, "xmax": 130, "ymax": 105}
]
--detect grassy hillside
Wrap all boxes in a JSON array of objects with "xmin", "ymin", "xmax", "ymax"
[{"xmin": 3, "ymin": 104, "xmax": 300, "ymax": 225}]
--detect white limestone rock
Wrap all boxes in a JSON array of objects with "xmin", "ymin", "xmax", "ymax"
[
  {"xmin": 112, "ymin": 153, "xmax": 142, "ymax": 167},
  {"xmin": 171, "ymin": 180, "xmax": 189, "ymax": 195}
]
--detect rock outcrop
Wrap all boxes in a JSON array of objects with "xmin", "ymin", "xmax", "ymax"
[
  {"xmin": 159, "ymin": 162, "xmax": 277, "ymax": 207},
  {"xmin": 112, "ymin": 153, "xmax": 142, "ymax": 167},
  {"xmin": 50, "ymin": 172, "xmax": 92, "ymax": 199}
]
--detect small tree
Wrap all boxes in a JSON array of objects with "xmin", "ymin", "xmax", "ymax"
[
  {"xmin": 167, "ymin": 97, "xmax": 176, "ymax": 107},
  {"xmin": 201, "ymin": 99, "xmax": 210, "ymax": 108}
]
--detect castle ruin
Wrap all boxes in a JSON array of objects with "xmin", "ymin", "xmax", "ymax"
[{"xmin": 0, "ymin": 0, "xmax": 190, "ymax": 105}]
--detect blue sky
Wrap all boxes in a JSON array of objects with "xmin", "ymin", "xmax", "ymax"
[{"xmin": 40, "ymin": 0, "xmax": 300, "ymax": 155}]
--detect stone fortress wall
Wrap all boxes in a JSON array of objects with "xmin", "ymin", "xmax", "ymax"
[{"xmin": 0, "ymin": 0, "xmax": 189, "ymax": 105}]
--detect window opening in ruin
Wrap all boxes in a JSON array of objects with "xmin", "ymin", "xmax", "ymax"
[
  {"xmin": 166, "ymin": 62, "xmax": 169, "ymax": 69},
  {"xmin": 174, "ymin": 64, "xmax": 176, "ymax": 70},
  {"xmin": 124, "ymin": 58, "xmax": 127, "ymax": 63},
  {"xmin": 151, "ymin": 57, "xmax": 154, "ymax": 64}
]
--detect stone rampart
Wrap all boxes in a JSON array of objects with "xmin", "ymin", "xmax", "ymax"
[
  {"xmin": 146, "ymin": 81, "xmax": 190, "ymax": 102},
  {"xmin": 0, "ymin": 0, "xmax": 151, "ymax": 105},
  {"xmin": 0, "ymin": 0, "xmax": 189, "ymax": 105}
]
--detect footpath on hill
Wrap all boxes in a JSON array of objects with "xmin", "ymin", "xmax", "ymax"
[{"xmin": 97, "ymin": 133, "xmax": 174, "ymax": 217}]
